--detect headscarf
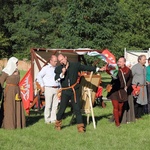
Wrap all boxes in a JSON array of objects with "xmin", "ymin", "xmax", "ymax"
[{"xmin": 2, "ymin": 57, "xmax": 18, "ymax": 76}]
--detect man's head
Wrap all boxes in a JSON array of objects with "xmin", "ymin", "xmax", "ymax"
[
  {"xmin": 138, "ymin": 55, "xmax": 146, "ymax": 66},
  {"xmin": 117, "ymin": 56, "xmax": 126, "ymax": 68},
  {"xmin": 50, "ymin": 55, "xmax": 57, "ymax": 67},
  {"xmin": 57, "ymin": 54, "xmax": 68, "ymax": 65}
]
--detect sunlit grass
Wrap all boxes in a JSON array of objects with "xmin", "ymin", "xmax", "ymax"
[
  {"xmin": 20, "ymin": 70, "xmax": 27, "ymax": 80},
  {"xmin": 0, "ymin": 71, "xmax": 149, "ymax": 150},
  {"xmin": 0, "ymin": 102, "xmax": 150, "ymax": 150}
]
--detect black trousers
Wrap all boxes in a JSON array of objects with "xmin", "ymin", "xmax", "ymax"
[
  {"xmin": 134, "ymin": 98, "xmax": 144, "ymax": 118},
  {"xmin": 57, "ymin": 88, "xmax": 83, "ymax": 124}
]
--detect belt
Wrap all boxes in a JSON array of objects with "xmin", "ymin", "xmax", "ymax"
[
  {"xmin": 60, "ymin": 81, "xmax": 79, "ymax": 103},
  {"xmin": 7, "ymin": 84, "xmax": 18, "ymax": 86},
  {"xmin": 5, "ymin": 84, "xmax": 18, "ymax": 93},
  {"xmin": 50, "ymin": 86, "xmax": 60, "ymax": 88},
  {"xmin": 59, "ymin": 73, "xmax": 82, "ymax": 103}
]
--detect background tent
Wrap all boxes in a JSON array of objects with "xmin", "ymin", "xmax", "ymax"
[{"xmin": 21, "ymin": 48, "xmax": 103, "ymax": 114}]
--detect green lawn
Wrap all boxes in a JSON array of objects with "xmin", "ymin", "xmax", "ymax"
[
  {"xmin": 0, "ymin": 102, "xmax": 150, "ymax": 150},
  {"xmin": 100, "ymin": 72, "xmax": 111, "ymax": 97},
  {"xmin": 0, "ymin": 71, "xmax": 150, "ymax": 150},
  {"xmin": 20, "ymin": 70, "xmax": 27, "ymax": 80}
]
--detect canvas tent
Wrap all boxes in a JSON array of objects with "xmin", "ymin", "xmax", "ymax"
[
  {"xmin": 124, "ymin": 48, "xmax": 150, "ymax": 66},
  {"xmin": 20, "ymin": 48, "xmax": 103, "ymax": 114},
  {"xmin": 28, "ymin": 48, "xmax": 103, "ymax": 127},
  {"xmin": 30, "ymin": 48, "xmax": 103, "ymax": 89}
]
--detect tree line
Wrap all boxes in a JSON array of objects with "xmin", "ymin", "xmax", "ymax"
[{"xmin": 0, "ymin": 0, "xmax": 150, "ymax": 60}]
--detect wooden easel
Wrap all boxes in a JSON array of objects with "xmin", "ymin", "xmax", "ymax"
[
  {"xmin": 70, "ymin": 72, "xmax": 101, "ymax": 129},
  {"xmin": 81, "ymin": 72, "xmax": 96, "ymax": 129}
]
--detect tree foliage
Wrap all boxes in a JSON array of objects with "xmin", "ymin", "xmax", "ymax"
[{"xmin": 0, "ymin": 0, "xmax": 150, "ymax": 59}]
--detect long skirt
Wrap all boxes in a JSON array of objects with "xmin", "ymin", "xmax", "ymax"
[{"xmin": 121, "ymin": 95, "xmax": 135, "ymax": 123}]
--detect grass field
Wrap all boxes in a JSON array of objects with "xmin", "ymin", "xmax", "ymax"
[
  {"xmin": 0, "ymin": 71, "xmax": 150, "ymax": 150},
  {"xmin": 0, "ymin": 103, "xmax": 150, "ymax": 150},
  {"xmin": 20, "ymin": 70, "xmax": 27, "ymax": 80}
]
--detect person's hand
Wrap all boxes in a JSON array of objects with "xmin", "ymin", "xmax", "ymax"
[
  {"xmin": 62, "ymin": 67, "xmax": 67, "ymax": 75},
  {"xmin": 99, "ymin": 66, "xmax": 106, "ymax": 71},
  {"xmin": 66, "ymin": 61, "xmax": 69, "ymax": 69},
  {"xmin": 62, "ymin": 62, "xmax": 69, "ymax": 75},
  {"xmin": 124, "ymin": 86, "xmax": 127, "ymax": 92}
]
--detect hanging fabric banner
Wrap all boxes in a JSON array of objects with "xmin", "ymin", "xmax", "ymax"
[{"xmin": 19, "ymin": 68, "xmax": 33, "ymax": 115}]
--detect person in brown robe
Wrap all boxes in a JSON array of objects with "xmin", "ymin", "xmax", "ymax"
[
  {"xmin": 121, "ymin": 61, "xmax": 135, "ymax": 124},
  {"xmin": 107, "ymin": 57, "xmax": 132, "ymax": 127},
  {"xmin": 0, "ymin": 57, "xmax": 26, "ymax": 129}
]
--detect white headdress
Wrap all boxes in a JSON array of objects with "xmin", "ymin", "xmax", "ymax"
[{"xmin": 2, "ymin": 57, "xmax": 18, "ymax": 76}]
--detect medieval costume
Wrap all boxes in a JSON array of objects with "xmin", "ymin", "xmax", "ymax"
[
  {"xmin": 121, "ymin": 86, "xmax": 135, "ymax": 124},
  {"xmin": 55, "ymin": 61, "xmax": 97, "ymax": 132},
  {"xmin": 132, "ymin": 63, "xmax": 147, "ymax": 119},
  {"xmin": 107, "ymin": 66, "xmax": 132, "ymax": 127},
  {"xmin": 0, "ymin": 57, "xmax": 26, "ymax": 129}
]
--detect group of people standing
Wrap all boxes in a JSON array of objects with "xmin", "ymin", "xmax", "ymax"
[
  {"xmin": 108, "ymin": 55, "xmax": 150, "ymax": 127},
  {"xmin": 0, "ymin": 54, "xmax": 105, "ymax": 132},
  {"xmin": 37, "ymin": 54, "xmax": 105, "ymax": 132},
  {"xmin": 0, "ymin": 54, "xmax": 150, "ymax": 132}
]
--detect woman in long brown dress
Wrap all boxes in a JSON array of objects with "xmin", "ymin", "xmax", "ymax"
[
  {"xmin": 121, "ymin": 61, "xmax": 135, "ymax": 124},
  {"xmin": 0, "ymin": 57, "xmax": 26, "ymax": 129}
]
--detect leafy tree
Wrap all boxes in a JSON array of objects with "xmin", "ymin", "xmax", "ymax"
[
  {"xmin": 0, "ymin": 33, "xmax": 11, "ymax": 58},
  {"xmin": 0, "ymin": 0, "xmax": 149, "ymax": 60}
]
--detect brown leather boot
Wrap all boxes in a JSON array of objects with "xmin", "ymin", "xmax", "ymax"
[
  {"xmin": 55, "ymin": 120, "xmax": 62, "ymax": 130},
  {"xmin": 77, "ymin": 123, "xmax": 85, "ymax": 133}
]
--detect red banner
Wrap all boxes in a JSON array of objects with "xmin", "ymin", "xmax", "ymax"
[
  {"xmin": 19, "ymin": 68, "xmax": 33, "ymax": 115},
  {"xmin": 96, "ymin": 86, "xmax": 103, "ymax": 98},
  {"xmin": 102, "ymin": 49, "xmax": 118, "ymax": 77},
  {"xmin": 102, "ymin": 49, "xmax": 116, "ymax": 64}
]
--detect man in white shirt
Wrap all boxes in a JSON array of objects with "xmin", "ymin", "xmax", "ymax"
[{"xmin": 36, "ymin": 55, "xmax": 59, "ymax": 124}]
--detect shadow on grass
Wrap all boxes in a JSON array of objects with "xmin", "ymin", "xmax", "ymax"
[
  {"xmin": 82, "ymin": 113, "xmax": 113, "ymax": 127},
  {"xmin": 26, "ymin": 110, "xmax": 44, "ymax": 127},
  {"xmin": 94, "ymin": 113, "xmax": 112, "ymax": 124},
  {"xmin": 61, "ymin": 112, "xmax": 113, "ymax": 129}
]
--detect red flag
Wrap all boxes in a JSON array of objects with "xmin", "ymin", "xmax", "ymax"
[
  {"xmin": 102, "ymin": 49, "xmax": 116, "ymax": 64},
  {"xmin": 102, "ymin": 49, "xmax": 118, "ymax": 78},
  {"xmin": 96, "ymin": 86, "xmax": 103, "ymax": 98},
  {"xmin": 19, "ymin": 68, "xmax": 33, "ymax": 115},
  {"xmin": 87, "ymin": 49, "xmax": 118, "ymax": 77}
]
